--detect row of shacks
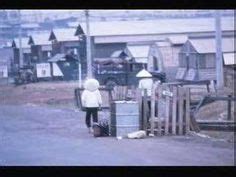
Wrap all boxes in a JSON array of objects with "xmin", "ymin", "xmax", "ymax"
[{"xmin": 0, "ymin": 17, "xmax": 235, "ymax": 89}]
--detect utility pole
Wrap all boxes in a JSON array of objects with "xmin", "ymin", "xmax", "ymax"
[
  {"xmin": 215, "ymin": 10, "xmax": 224, "ymax": 89},
  {"xmin": 85, "ymin": 10, "xmax": 93, "ymax": 78},
  {"xmin": 76, "ymin": 41, "xmax": 82, "ymax": 87},
  {"xmin": 18, "ymin": 10, "xmax": 23, "ymax": 68}
]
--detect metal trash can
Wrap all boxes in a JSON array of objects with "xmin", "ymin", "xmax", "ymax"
[{"xmin": 110, "ymin": 101, "xmax": 140, "ymax": 137}]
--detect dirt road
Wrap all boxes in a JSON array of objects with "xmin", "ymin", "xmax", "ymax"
[{"xmin": 0, "ymin": 105, "xmax": 234, "ymax": 166}]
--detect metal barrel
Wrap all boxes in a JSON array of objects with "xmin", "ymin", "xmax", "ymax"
[{"xmin": 110, "ymin": 101, "xmax": 139, "ymax": 137}]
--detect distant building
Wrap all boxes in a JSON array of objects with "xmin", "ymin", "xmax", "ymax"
[
  {"xmin": 28, "ymin": 32, "xmax": 52, "ymax": 64},
  {"xmin": 176, "ymin": 37, "xmax": 234, "ymax": 82},
  {"xmin": 11, "ymin": 37, "xmax": 31, "ymax": 69},
  {"xmin": 48, "ymin": 28, "xmax": 86, "ymax": 78},
  {"xmin": 72, "ymin": 17, "xmax": 234, "ymax": 80},
  {"xmin": 148, "ymin": 35, "xmax": 188, "ymax": 81}
]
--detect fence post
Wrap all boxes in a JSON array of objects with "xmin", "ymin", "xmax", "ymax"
[
  {"xmin": 165, "ymin": 85, "xmax": 170, "ymax": 135},
  {"xmin": 178, "ymin": 87, "xmax": 184, "ymax": 135},
  {"xmin": 137, "ymin": 89, "xmax": 143, "ymax": 130},
  {"xmin": 143, "ymin": 89, "xmax": 148, "ymax": 132},
  {"xmin": 172, "ymin": 86, "xmax": 177, "ymax": 135},
  {"xmin": 157, "ymin": 85, "xmax": 162, "ymax": 136},
  {"xmin": 227, "ymin": 94, "xmax": 232, "ymax": 120},
  {"xmin": 185, "ymin": 87, "xmax": 190, "ymax": 134},
  {"xmin": 150, "ymin": 83, "xmax": 156, "ymax": 135}
]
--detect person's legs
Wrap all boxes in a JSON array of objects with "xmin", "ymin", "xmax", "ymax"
[
  {"xmin": 85, "ymin": 108, "xmax": 92, "ymax": 128},
  {"xmin": 91, "ymin": 108, "xmax": 98, "ymax": 124}
]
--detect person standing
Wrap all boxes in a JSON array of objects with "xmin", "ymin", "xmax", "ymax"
[
  {"xmin": 136, "ymin": 69, "xmax": 154, "ymax": 129},
  {"xmin": 81, "ymin": 78, "xmax": 102, "ymax": 133}
]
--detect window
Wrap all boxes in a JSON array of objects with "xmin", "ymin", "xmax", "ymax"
[{"xmin": 153, "ymin": 56, "xmax": 158, "ymax": 71}]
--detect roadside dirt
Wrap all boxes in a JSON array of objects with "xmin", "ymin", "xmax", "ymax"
[{"xmin": 0, "ymin": 81, "xmax": 234, "ymax": 142}]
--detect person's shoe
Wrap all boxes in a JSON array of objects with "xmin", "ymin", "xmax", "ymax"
[
  {"xmin": 90, "ymin": 127, "xmax": 94, "ymax": 134},
  {"xmin": 88, "ymin": 127, "xmax": 93, "ymax": 134}
]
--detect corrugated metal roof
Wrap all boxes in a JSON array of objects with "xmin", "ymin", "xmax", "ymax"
[
  {"xmin": 70, "ymin": 17, "xmax": 234, "ymax": 37},
  {"xmin": 189, "ymin": 37, "xmax": 234, "ymax": 53},
  {"xmin": 13, "ymin": 37, "xmax": 30, "ymax": 49},
  {"xmin": 127, "ymin": 45, "xmax": 150, "ymax": 58},
  {"xmin": 48, "ymin": 54, "xmax": 66, "ymax": 62},
  {"xmin": 110, "ymin": 50, "xmax": 123, "ymax": 58},
  {"xmin": 52, "ymin": 28, "xmax": 78, "ymax": 42},
  {"xmin": 224, "ymin": 52, "xmax": 235, "ymax": 65},
  {"xmin": 30, "ymin": 33, "xmax": 52, "ymax": 45},
  {"xmin": 167, "ymin": 35, "xmax": 188, "ymax": 45}
]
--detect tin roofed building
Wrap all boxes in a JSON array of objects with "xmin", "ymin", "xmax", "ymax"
[
  {"xmin": 28, "ymin": 32, "xmax": 52, "ymax": 64},
  {"xmin": 176, "ymin": 37, "xmax": 235, "ymax": 83},
  {"xmin": 11, "ymin": 37, "xmax": 31, "ymax": 68},
  {"xmin": 71, "ymin": 17, "xmax": 234, "ymax": 81}
]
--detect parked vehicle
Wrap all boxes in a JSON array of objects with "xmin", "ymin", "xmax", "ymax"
[
  {"xmin": 14, "ymin": 66, "xmax": 37, "ymax": 85},
  {"xmin": 93, "ymin": 58, "xmax": 166, "ymax": 88}
]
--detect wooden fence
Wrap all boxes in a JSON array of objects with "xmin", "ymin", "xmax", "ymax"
[{"xmin": 141, "ymin": 83, "xmax": 192, "ymax": 136}]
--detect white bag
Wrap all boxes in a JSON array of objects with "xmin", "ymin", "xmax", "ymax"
[{"xmin": 127, "ymin": 130, "xmax": 146, "ymax": 139}]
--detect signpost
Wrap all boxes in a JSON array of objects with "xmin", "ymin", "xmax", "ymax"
[{"xmin": 36, "ymin": 63, "xmax": 51, "ymax": 78}]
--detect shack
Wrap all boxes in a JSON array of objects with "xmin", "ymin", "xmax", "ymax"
[
  {"xmin": 48, "ymin": 53, "xmax": 78, "ymax": 81},
  {"xmin": 28, "ymin": 33, "xmax": 52, "ymax": 64},
  {"xmin": 176, "ymin": 37, "xmax": 234, "ymax": 82},
  {"xmin": 12, "ymin": 37, "xmax": 31, "ymax": 69},
  {"xmin": 48, "ymin": 28, "xmax": 86, "ymax": 78}
]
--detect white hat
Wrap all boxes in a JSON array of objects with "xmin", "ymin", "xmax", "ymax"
[
  {"xmin": 84, "ymin": 78, "xmax": 100, "ymax": 91},
  {"xmin": 136, "ymin": 69, "xmax": 152, "ymax": 78}
]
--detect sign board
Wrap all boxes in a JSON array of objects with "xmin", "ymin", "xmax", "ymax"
[
  {"xmin": 36, "ymin": 63, "xmax": 51, "ymax": 78},
  {"xmin": 0, "ymin": 65, "xmax": 8, "ymax": 78},
  {"xmin": 162, "ymin": 90, "xmax": 173, "ymax": 97}
]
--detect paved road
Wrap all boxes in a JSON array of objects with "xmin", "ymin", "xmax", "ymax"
[{"xmin": 0, "ymin": 105, "xmax": 234, "ymax": 166}]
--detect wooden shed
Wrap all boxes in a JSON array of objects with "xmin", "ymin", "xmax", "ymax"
[
  {"xmin": 48, "ymin": 28, "xmax": 87, "ymax": 79},
  {"xmin": 28, "ymin": 33, "xmax": 52, "ymax": 64},
  {"xmin": 11, "ymin": 37, "xmax": 31, "ymax": 68},
  {"xmin": 176, "ymin": 37, "xmax": 234, "ymax": 81}
]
